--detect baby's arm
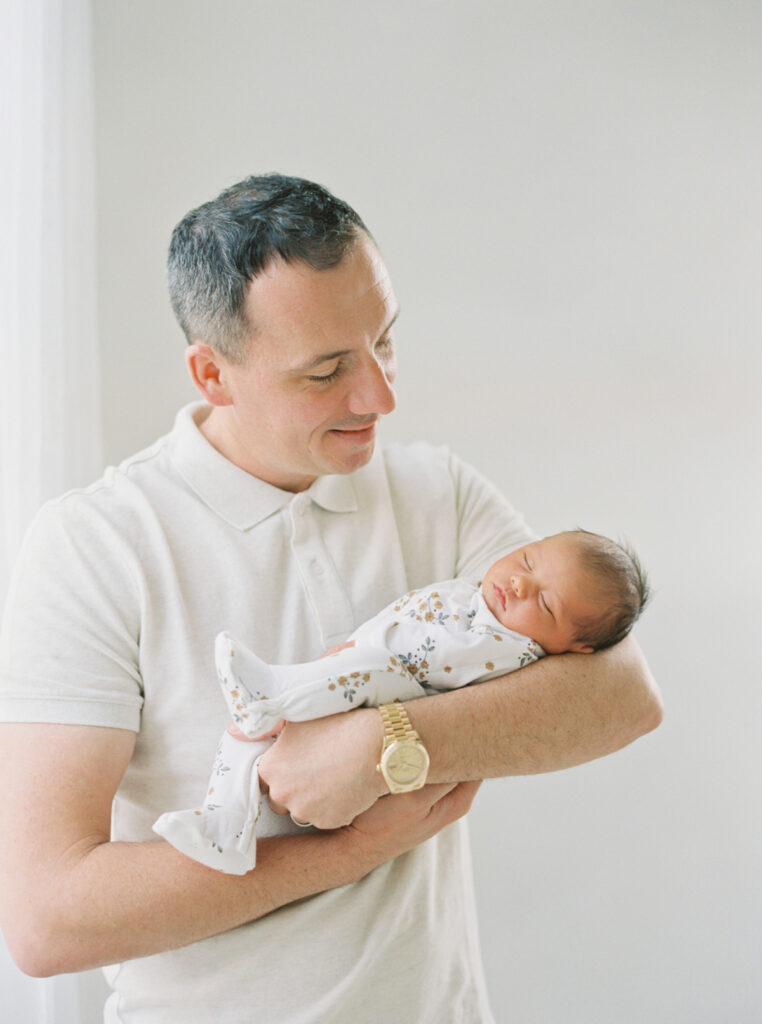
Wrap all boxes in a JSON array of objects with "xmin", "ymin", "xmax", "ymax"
[
  {"xmin": 416, "ymin": 630, "xmax": 542, "ymax": 689},
  {"xmin": 350, "ymin": 585, "xmax": 542, "ymax": 692}
]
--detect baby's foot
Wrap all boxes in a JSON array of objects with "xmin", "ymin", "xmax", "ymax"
[
  {"xmin": 215, "ymin": 632, "xmax": 284, "ymax": 736},
  {"xmin": 227, "ymin": 720, "xmax": 285, "ymax": 742},
  {"xmin": 153, "ymin": 729, "xmax": 266, "ymax": 875},
  {"xmin": 153, "ymin": 806, "xmax": 257, "ymax": 875}
]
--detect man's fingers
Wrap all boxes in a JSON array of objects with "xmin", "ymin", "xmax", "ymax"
[
  {"xmin": 226, "ymin": 721, "xmax": 284, "ymax": 742},
  {"xmin": 404, "ymin": 780, "xmax": 481, "ymax": 822},
  {"xmin": 321, "ymin": 641, "xmax": 356, "ymax": 658},
  {"xmin": 411, "ymin": 781, "xmax": 459, "ymax": 805},
  {"xmin": 427, "ymin": 779, "xmax": 482, "ymax": 822},
  {"xmin": 258, "ymin": 746, "xmax": 292, "ymax": 815},
  {"xmin": 269, "ymin": 779, "xmax": 483, "ymax": 826},
  {"xmin": 338, "ymin": 779, "xmax": 484, "ymax": 877}
]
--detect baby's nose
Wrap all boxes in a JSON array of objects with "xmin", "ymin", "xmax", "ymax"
[{"xmin": 510, "ymin": 574, "xmax": 525, "ymax": 598}]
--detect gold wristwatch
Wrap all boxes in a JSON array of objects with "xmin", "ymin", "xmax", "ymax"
[{"xmin": 376, "ymin": 702, "xmax": 430, "ymax": 794}]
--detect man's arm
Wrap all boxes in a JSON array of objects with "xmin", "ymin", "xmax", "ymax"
[
  {"xmin": 259, "ymin": 633, "xmax": 663, "ymax": 828},
  {"xmin": 0, "ymin": 722, "xmax": 479, "ymax": 977},
  {"xmin": 407, "ymin": 632, "xmax": 663, "ymax": 777}
]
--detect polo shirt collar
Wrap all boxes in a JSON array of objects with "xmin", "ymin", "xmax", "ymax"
[{"xmin": 168, "ymin": 403, "xmax": 358, "ymax": 530}]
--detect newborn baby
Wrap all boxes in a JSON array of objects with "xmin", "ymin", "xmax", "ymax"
[{"xmin": 154, "ymin": 529, "xmax": 648, "ymax": 873}]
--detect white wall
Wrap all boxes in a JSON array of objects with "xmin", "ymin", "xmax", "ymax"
[{"xmin": 89, "ymin": 2, "xmax": 761, "ymax": 1021}]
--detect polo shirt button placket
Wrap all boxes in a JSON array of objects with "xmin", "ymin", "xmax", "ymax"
[{"xmin": 289, "ymin": 492, "xmax": 354, "ymax": 647}]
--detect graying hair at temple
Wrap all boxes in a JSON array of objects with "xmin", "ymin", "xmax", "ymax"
[{"xmin": 167, "ymin": 173, "xmax": 370, "ymax": 363}]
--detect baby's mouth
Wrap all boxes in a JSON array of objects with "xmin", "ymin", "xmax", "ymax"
[{"xmin": 493, "ymin": 584, "xmax": 507, "ymax": 611}]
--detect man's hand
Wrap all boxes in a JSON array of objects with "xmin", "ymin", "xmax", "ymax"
[
  {"xmin": 257, "ymin": 708, "xmax": 387, "ymax": 828},
  {"xmin": 322, "ymin": 641, "xmax": 356, "ymax": 657},
  {"xmin": 227, "ymin": 720, "xmax": 284, "ymax": 741},
  {"xmin": 337, "ymin": 780, "xmax": 482, "ymax": 878}
]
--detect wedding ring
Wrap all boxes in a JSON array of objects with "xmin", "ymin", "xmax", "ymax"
[{"xmin": 290, "ymin": 813, "xmax": 313, "ymax": 827}]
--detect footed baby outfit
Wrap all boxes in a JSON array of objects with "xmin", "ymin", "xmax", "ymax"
[{"xmin": 153, "ymin": 577, "xmax": 543, "ymax": 873}]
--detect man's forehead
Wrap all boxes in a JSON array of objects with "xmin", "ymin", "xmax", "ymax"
[
  {"xmin": 243, "ymin": 241, "xmax": 398, "ymax": 342},
  {"xmin": 287, "ymin": 308, "xmax": 401, "ymax": 373}
]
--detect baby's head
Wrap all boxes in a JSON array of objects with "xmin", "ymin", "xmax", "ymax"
[{"xmin": 481, "ymin": 530, "xmax": 649, "ymax": 655}]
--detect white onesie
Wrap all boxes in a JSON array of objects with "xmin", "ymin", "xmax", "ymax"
[{"xmin": 153, "ymin": 578, "xmax": 544, "ymax": 873}]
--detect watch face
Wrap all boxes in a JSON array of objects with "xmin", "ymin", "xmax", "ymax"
[{"xmin": 386, "ymin": 742, "xmax": 428, "ymax": 784}]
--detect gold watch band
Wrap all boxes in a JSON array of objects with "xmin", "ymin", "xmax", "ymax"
[
  {"xmin": 378, "ymin": 702, "xmax": 421, "ymax": 746},
  {"xmin": 377, "ymin": 702, "xmax": 429, "ymax": 794}
]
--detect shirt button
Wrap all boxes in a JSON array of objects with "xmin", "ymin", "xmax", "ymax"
[{"xmin": 312, "ymin": 562, "xmax": 324, "ymax": 575}]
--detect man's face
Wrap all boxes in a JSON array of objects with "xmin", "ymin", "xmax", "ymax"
[
  {"xmin": 202, "ymin": 234, "xmax": 399, "ymax": 492},
  {"xmin": 481, "ymin": 534, "xmax": 599, "ymax": 654}
]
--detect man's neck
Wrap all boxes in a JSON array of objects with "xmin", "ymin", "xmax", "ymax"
[{"xmin": 198, "ymin": 406, "xmax": 316, "ymax": 493}]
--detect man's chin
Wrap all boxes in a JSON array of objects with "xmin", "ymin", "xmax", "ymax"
[{"xmin": 321, "ymin": 435, "xmax": 377, "ymax": 475}]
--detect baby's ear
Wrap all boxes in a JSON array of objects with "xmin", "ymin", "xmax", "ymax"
[{"xmin": 570, "ymin": 641, "xmax": 595, "ymax": 654}]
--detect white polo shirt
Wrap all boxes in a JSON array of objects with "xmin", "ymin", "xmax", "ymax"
[{"xmin": 0, "ymin": 403, "xmax": 534, "ymax": 1024}]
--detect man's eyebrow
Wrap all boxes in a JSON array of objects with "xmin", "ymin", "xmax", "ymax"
[
  {"xmin": 293, "ymin": 309, "xmax": 400, "ymax": 373},
  {"xmin": 295, "ymin": 348, "xmax": 354, "ymax": 372}
]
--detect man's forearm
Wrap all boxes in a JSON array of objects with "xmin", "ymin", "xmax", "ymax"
[
  {"xmin": 5, "ymin": 760, "xmax": 478, "ymax": 979},
  {"xmin": 0, "ymin": 721, "xmax": 373, "ymax": 977},
  {"xmin": 406, "ymin": 633, "xmax": 663, "ymax": 781},
  {"xmin": 8, "ymin": 830, "xmax": 356, "ymax": 976}
]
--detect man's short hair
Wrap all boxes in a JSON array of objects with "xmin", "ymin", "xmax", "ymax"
[
  {"xmin": 167, "ymin": 173, "xmax": 370, "ymax": 362},
  {"xmin": 567, "ymin": 530, "xmax": 651, "ymax": 651}
]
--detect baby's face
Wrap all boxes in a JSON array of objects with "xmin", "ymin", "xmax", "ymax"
[{"xmin": 481, "ymin": 534, "xmax": 600, "ymax": 654}]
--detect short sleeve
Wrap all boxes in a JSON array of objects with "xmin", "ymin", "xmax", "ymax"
[
  {"xmin": 449, "ymin": 451, "xmax": 537, "ymax": 580},
  {"xmin": 0, "ymin": 494, "xmax": 144, "ymax": 730}
]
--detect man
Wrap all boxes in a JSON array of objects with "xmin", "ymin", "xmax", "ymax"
[{"xmin": 0, "ymin": 175, "xmax": 662, "ymax": 1023}]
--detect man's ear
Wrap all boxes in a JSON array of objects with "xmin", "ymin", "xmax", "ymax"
[{"xmin": 185, "ymin": 344, "xmax": 234, "ymax": 406}]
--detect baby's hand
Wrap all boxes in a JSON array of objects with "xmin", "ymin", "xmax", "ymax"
[
  {"xmin": 226, "ymin": 721, "xmax": 284, "ymax": 742},
  {"xmin": 322, "ymin": 641, "xmax": 355, "ymax": 658}
]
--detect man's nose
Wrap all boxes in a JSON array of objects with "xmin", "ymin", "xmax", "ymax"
[{"xmin": 347, "ymin": 358, "xmax": 396, "ymax": 416}]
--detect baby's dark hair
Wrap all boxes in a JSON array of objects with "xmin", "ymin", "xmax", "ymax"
[{"xmin": 564, "ymin": 529, "xmax": 650, "ymax": 651}]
